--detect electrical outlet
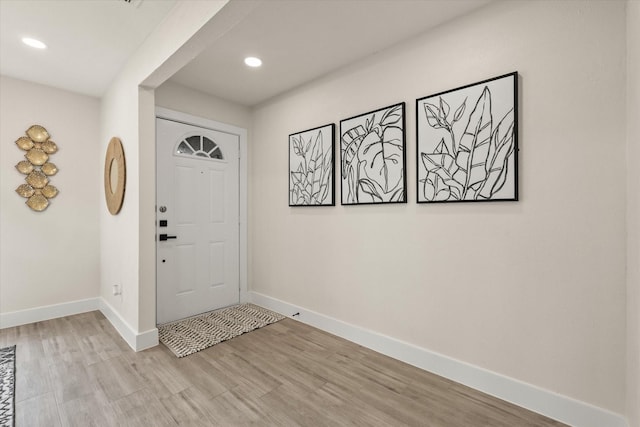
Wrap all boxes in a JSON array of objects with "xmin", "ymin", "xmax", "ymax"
[{"xmin": 112, "ymin": 284, "xmax": 121, "ymax": 296}]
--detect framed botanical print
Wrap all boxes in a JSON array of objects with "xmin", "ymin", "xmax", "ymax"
[
  {"xmin": 289, "ymin": 123, "xmax": 335, "ymax": 206},
  {"xmin": 416, "ymin": 72, "xmax": 518, "ymax": 203},
  {"xmin": 340, "ymin": 102, "xmax": 406, "ymax": 205}
]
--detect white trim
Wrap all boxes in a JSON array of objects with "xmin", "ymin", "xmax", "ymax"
[
  {"xmin": 250, "ymin": 291, "xmax": 628, "ymax": 427},
  {"xmin": 135, "ymin": 327, "xmax": 159, "ymax": 351},
  {"xmin": 0, "ymin": 297, "xmax": 99, "ymax": 329},
  {"xmin": 154, "ymin": 107, "xmax": 249, "ymax": 307},
  {"xmin": 0, "ymin": 297, "xmax": 159, "ymax": 351},
  {"xmin": 99, "ymin": 298, "xmax": 158, "ymax": 351},
  {"xmin": 239, "ymin": 129, "xmax": 249, "ymax": 304}
]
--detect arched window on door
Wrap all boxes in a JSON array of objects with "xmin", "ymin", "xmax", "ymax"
[{"xmin": 175, "ymin": 135, "xmax": 224, "ymax": 160}]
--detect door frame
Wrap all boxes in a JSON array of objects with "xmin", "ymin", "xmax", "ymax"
[{"xmin": 155, "ymin": 107, "xmax": 249, "ymax": 318}]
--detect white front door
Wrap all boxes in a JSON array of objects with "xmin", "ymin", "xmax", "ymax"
[{"xmin": 156, "ymin": 118, "xmax": 240, "ymax": 324}]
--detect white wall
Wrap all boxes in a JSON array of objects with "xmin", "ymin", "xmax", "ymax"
[
  {"xmin": 100, "ymin": 77, "xmax": 143, "ymax": 331},
  {"xmin": 156, "ymin": 81, "xmax": 252, "ymax": 130},
  {"xmin": 0, "ymin": 76, "xmax": 100, "ymax": 318},
  {"xmin": 251, "ymin": 0, "xmax": 626, "ymax": 416},
  {"xmin": 626, "ymin": 1, "xmax": 640, "ymax": 426},
  {"xmin": 100, "ymin": 1, "xmax": 230, "ymax": 338}
]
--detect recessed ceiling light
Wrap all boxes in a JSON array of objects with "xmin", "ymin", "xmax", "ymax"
[
  {"xmin": 22, "ymin": 37, "xmax": 47, "ymax": 49},
  {"xmin": 244, "ymin": 57, "xmax": 262, "ymax": 68}
]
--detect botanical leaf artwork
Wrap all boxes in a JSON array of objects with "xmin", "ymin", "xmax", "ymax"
[
  {"xmin": 416, "ymin": 72, "xmax": 518, "ymax": 203},
  {"xmin": 289, "ymin": 124, "xmax": 335, "ymax": 206},
  {"xmin": 340, "ymin": 103, "xmax": 406, "ymax": 205}
]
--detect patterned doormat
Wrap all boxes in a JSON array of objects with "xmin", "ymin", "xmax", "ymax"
[
  {"xmin": 158, "ymin": 303, "xmax": 285, "ymax": 358},
  {"xmin": 0, "ymin": 345, "xmax": 16, "ymax": 427}
]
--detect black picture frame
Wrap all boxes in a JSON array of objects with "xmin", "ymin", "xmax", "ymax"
[
  {"xmin": 416, "ymin": 72, "xmax": 518, "ymax": 203},
  {"xmin": 289, "ymin": 123, "xmax": 335, "ymax": 207},
  {"xmin": 339, "ymin": 102, "xmax": 406, "ymax": 205}
]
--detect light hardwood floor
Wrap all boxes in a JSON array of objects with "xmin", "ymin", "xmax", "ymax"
[{"xmin": 0, "ymin": 311, "xmax": 566, "ymax": 426}]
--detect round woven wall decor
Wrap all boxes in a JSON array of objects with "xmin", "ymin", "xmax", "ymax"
[{"xmin": 104, "ymin": 137, "xmax": 126, "ymax": 215}]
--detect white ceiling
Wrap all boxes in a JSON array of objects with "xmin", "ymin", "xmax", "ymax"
[
  {"xmin": 0, "ymin": 0, "xmax": 492, "ymax": 106},
  {"xmin": 171, "ymin": 0, "xmax": 492, "ymax": 107},
  {"xmin": 0, "ymin": 0, "xmax": 176, "ymax": 97}
]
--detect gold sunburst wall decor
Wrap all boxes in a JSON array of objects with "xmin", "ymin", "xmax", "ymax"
[
  {"xmin": 104, "ymin": 137, "xmax": 126, "ymax": 215},
  {"xmin": 14, "ymin": 125, "xmax": 59, "ymax": 212}
]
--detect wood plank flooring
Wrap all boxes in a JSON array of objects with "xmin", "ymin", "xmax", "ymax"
[{"xmin": 0, "ymin": 311, "xmax": 567, "ymax": 426}]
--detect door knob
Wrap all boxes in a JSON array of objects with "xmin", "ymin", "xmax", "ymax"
[{"xmin": 159, "ymin": 234, "xmax": 177, "ymax": 241}]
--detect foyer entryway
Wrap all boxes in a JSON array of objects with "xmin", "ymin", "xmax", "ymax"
[{"xmin": 156, "ymin": 117, "xmax": 240, "ymax": 324}]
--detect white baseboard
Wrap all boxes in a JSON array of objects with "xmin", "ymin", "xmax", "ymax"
[
  {"xmin": 250, "ymin": 291, "xmax": 628, "ymax": 427},
  {"xmin": 0, "ymin": 297, "xmax": 158, "ymax": 352},
  {"xmin": 98, "ymin": 299, "xmax": 158, "ymax": 352},
  {"xmin": 0, "ymin": 297, "xmax": 99, "ymax": 329},
  {"xmin": 135, "ymin": 327, "xmax": 159, "ymax": 351}
]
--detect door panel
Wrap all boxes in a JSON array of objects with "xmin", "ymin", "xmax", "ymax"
[
  {"xmin": 209, "ymin": 242, "xmax": 225, "ymax": 286},
  {"xmin": 209, "ymin": 170, "xmax": 225, "ymax": 222},
  {"xmin": 156, "ymin": 118, "xmax": 240, "ymax": 324},
  {"xmin": 176, "ymin": 166, "xmax": 197, "ymax": 224}
]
